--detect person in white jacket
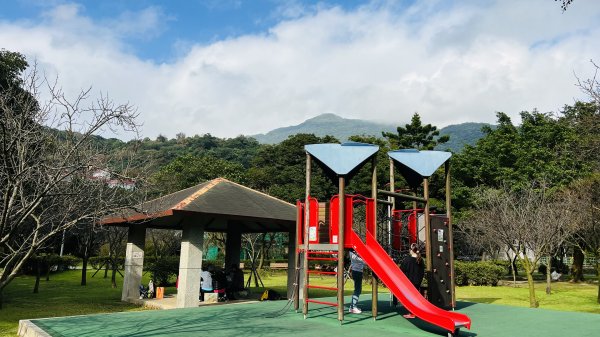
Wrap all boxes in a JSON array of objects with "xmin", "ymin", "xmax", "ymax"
[{"xmin": 200, "ymin": 264, "xmax": 214, "ymax": 301}]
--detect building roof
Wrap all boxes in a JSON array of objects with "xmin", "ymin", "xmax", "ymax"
[
  {"xmin": 305, "ymin": 142, "xmax": 379, "ymax": 176},
  {"xmin": 102, "ymin": 178, "xmax": 296, "ymax": 232}
]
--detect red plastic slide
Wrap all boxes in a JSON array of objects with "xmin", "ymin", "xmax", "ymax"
[{"xmin": 350, "ymin": 230, "xmax": 471, "ymax": 334}]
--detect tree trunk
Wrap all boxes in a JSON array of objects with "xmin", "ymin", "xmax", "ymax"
[
  {"xmin": 510, "ymin": 260, "xmax": 517, "ymax": 287},
  {"xmin": 522, "ymin": 257, "xmax": 539, "ymax": 308},
  {"xmin": 545, "ymin": 256, "xmax": 552, "ymax": 295},
  {"xmin": 81, "ymin": 256, "xmax": 88, "ymax": 286},
  {"xmin": 257, "ymin": 247, "xmax": 264, "ymax": 271},
  {"xmin": 104, "ymin": 259, "xmax": 109, "ymax": 278},
  {"xmin": 511, "ymin": 255, "xmax": 519, "ymax": 277},
  {"xmin": 571, "ymin": 246, "xmax": 584, "ymax": 282},
  {"xmin": 526, "ymin": 269, "xmax": 538, "ymax": 308},
  {"xmin": 45, "ymin": 263, "xmax": 51, "ymax": 282},
  {"xmin": 0, "ymin": 288, "xmax": 3, "ymax": 310},
  {"xmin": 33, "ymin": 259, "xmax": 41, "ymax": 294},
  {"xmin": 111, "ymin": 260, "xmax": 117, "ymax": 288}
]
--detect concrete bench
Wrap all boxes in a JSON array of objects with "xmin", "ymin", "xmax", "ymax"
[
  {"xmin": 203, "ymin": 292, "xmax": 218, "ymax": 304},
  {"xmin": 269, "ymin": 262, "xmax": 288, "ymax": 270}
]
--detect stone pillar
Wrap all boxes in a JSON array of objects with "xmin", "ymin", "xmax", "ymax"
[
  {"xmin": 287, "ymin": 229, "xmax": 296, "ymax": 299},
  {"xmin": 225, "ymin": 227, "xmax": 242, "ymax": 270},
  {"xmin": 176, "ymin": 224, "xmax": 204, "ymax": 308},
  {"xmin": 122, "ymin": 225, "xmax": 146, "ymax": 301}
]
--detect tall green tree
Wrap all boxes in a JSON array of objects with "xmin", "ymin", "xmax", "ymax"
[
  {"xmin": 247, "ymin": 133, "xmax": 339, "ymax": 203},
  {"xmin": 152, "ymin": 154, "xmax": 246, "ymax": 194},
  {"xmin": 453, "ymin": 110, "xmax": 588, "ymax": 193},
  {"xmin": 383, "ymin": 113, "xmax": 449, "ymax": 150},
  {"xmin": 561, "ymin": 101, "xmax": 599, "ymax": 171},
  {"xmin": 0, "ymin": 50, "xmax": 28, "ymax": 90}
]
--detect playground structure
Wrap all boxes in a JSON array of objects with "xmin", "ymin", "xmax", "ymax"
[{"xmin": 293, "ymin": 143, "xmax": 471, "ymax": 337}]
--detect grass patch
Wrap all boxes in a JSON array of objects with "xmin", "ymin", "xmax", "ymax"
[
  {"xmin": 259, "ymin": 271, "xmax": 599, "ymax": 314},
  {"xmin": 455, "ymin": 281, "xmax": 600, "ymax": 314},
  {"xmin": 0, "ymin": 270, "xmax": 150, "ymax": 337}
]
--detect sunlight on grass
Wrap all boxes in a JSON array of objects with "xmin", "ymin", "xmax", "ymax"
[
  {"xmin": 0, "ymin": 270, "xmax": 147, "ymax": 337},
  {"xmin": 455, "ymin": 281, "xmax": 600, "ymax": 314},
  {"xmin": 260, "ymin": 271, "xmax": 599, "ymax": 314}
]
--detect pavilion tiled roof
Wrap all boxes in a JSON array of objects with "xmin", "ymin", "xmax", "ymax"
[{"xmin": 102, "ymin": 178, "xmax": 296, "ymax": 232}]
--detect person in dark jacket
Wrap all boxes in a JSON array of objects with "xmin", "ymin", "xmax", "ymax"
[{"xmin": 399, "ymin": 243, "xmax": 425, "ymax": 319}]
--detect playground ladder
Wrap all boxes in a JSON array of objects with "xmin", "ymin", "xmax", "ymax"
[{"xmin": 304, "ymin": 250, "xmax": 339, "ymax": 308}]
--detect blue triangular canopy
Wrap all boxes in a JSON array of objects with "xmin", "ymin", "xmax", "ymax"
[
  {"xmin": 388, "ymin": 149, "xmax": 452, "ymax": 178},
  {"xmin": 305, "ymin": 142, "xmax": 379, "ymax": 176}
]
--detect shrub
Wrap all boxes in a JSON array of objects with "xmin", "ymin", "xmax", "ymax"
[
  {"xmin": 57, "ymin": 255, "xmax": 81, "ymax": 271},
  {"xmin": 538, "ymin": 263, "xmax": 548, "ymax": 276},
  {"xmin": 146, "ymin": 256, "xmax": 180, "ymax": 286},
  {"xmin": 454, "ymin": 261, "xmax": 505, "ymax": 286},
  {"xmin": 23, "ymin": 254, "xmax": 81, "ymax": 275}
]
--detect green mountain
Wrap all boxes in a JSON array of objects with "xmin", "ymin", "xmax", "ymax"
[
  {"xmin": 252, "ymin": 113, "xmax": 397, "ymax": 144},
  {"xmin": 252, "ymin": 113, "xmax": 490, "ymax": 152},
  {"xmin": 436, "ymin": 122, "xmax": 492, "ymax": 152}
]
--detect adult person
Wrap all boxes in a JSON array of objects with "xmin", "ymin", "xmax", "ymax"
[
  {"xmin": 226, "ymin": 263, "xmax": 245, "ymax": 300},
  {"xmin": 400, "ymin": 243, "xmax": 425, "ymax": 318},
  {"xmin": 348, "ymin": 249, "xmax": 365, "ymax": 314},
  {"xmin": 200, "ymin": 264, "xmax": 214, "ymax": 301}
]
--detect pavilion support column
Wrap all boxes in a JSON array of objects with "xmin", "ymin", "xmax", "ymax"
[
  {"xmin": 177, "ymin": 223, "xmax": 204, "ymax": 308},
  {"xmin": 287, "ymin": 229, "xmax": 296, "ymax": 299},
  {"xmin": 121, "ymin": 225, "xmax": 146, "ymax": 301},
  {"xmin": 225, "ymin": 227, "xmax": 242, "ymax": 270}
]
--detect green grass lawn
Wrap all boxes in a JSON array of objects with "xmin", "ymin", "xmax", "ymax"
[
  {"xmin": 455, "ymin": 280, "xmax": 600, "ymax": 314},
  {"xmin": 1, "ymin": 270, "xmax": 598, "ymax": 337},
  {"xmin": 259, "ymin": 271, "xmax": 600, "ymax": 314},
  {"xmin": 0, "ymin": 270, "xmax": 149, "ymax": 337}
]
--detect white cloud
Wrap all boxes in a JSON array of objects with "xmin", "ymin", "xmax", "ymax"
[
  {"xmin": 0, "ymin": 0, "xmax": 599, "ymax": 140},
  {"xmin": 107, "ymin": 6, "xmax": 171, "ymax": 40}
]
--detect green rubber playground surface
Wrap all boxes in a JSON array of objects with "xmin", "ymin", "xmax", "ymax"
[{"xmin": 30, "ymin": 295, "xmax": 600, "ymax": 337}]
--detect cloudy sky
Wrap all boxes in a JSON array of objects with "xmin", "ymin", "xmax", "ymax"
[{"xmin": 1, "ymin": 0, "xmax": 599, "ymax": 139}]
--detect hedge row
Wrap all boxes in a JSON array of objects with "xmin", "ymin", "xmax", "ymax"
[
  {"xmin": 454, "ymin": 261, "xmax": 505, "ymax": 286},
  {"xmin": 23, "ymin": 254, "xmax": 81, "ymax": 275}
]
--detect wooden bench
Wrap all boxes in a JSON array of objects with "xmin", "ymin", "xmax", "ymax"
[{"xmin": 269, "ymin": 262, "xmax": 288, "ymax": 270}]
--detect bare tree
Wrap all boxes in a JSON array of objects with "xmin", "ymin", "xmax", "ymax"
[
  {"xmin": 461, "ymin": 184, "xmax": 578, "ymax": 307},
  {"xmin": 103, "ymin": 226, "xmax": 128, "ymax": 288},
  {"xmin": 74, "ymin": 220, "xmax": 103, "ymax": 286},
  {"xmin": 566, "ymin": 176, "xmax": 600, "ymax": 303},
  {"xmin": 242, "ymin": 233, "xmax": 264, "ymax": 288},
  {"xmin": 148, "ymin": 229, "xmax": 181, "ymax": 258},
  {"xmin": 0, "ymin": 63, "xmax": 140, "ymax": 307},
  {"xmin": 577, "ymin": 60, "xmax": 600, "ymax": 102}
]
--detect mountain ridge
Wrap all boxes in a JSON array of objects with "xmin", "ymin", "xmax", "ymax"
[{"xmin": 251, "ymin": 113, "xmax": 491, "ymax": 152}]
